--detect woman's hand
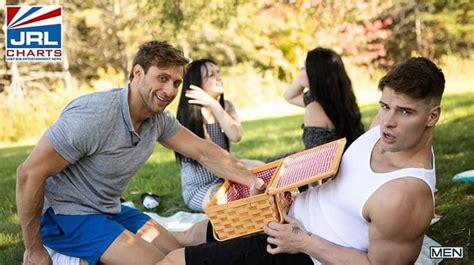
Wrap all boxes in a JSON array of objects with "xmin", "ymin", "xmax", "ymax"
[
  {"xmin": 186, "ymin": 85, "xmax": 243, "ymax": 142},
  {"xmin": 186, "ymin": 85, "xmax": 219, "ymax": 108}
]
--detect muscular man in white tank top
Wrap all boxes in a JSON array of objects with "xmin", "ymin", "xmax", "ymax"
[{"xmin": 265, "ymin": 57, "xmax": 445, "ymax": 264}]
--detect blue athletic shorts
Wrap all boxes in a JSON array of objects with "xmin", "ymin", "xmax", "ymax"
[{"xmin": 41, "ymin": 205, "xmax": 151, "ymax": 265}]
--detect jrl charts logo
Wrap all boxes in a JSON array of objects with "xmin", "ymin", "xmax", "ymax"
[
  {"xmin": 430, "ymin": 246, "xmax": 463, "ymax": 259},
  {"xmin": 5, "ymin": 5, "xmax": 62, "ymax": 62}
]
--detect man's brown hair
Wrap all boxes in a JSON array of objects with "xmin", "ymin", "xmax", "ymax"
[
  {"xmin": 378, "ymin": 57, "xmax": 445, "ymax": 104},
  {"xmin": 129, "ymin": 41, "xmax": 189, "ymax": 81}
]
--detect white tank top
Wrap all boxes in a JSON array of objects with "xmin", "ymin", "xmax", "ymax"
[{"xmin": 289, "ymin": 126, "xmax": 436, "ymax": 264}]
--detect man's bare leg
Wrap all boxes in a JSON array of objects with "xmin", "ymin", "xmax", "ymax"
[
  {"xmin": 100, "ymin": 219, "xmax": 181, "ymax": 264},
  {"xmin": 172, "ymin": 220, "xmax": 209, "ymax": 247},
  {"xmin": 157, "ymin": 248, "xmax": 186, "ymax": 265},
  {"xmin": 100, "ymin": 229, "xmax": 165, "ymax": 264},
  {"xmin": 138, "ymin": 219, "xmax": 182, "ymax": 254}
]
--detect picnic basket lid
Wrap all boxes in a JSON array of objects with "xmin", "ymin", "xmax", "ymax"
[{"xmin": 266, "ymin": 138, "xmax": 346, "ymax": 195}]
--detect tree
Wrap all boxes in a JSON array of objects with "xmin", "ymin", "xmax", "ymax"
[{"xmin": 382, "ymin": 0, "xmax": 474, "ymax": 64}]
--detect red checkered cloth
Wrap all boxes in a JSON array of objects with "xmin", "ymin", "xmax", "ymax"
[
  {"xmin": 274, "ymin": 141, "xmax": 338, "ymax": 188},
  {"xmin": 226, "ymin": 166, "xmax": 278, "ymax": 202},
  {"xmin": 224, "ymin": 141, "xmax": 339, "ymax": 202}
]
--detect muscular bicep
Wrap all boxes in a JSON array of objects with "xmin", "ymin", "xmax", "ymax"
[
  {"xmin": 19, "ymin": 134, "xmax": 70, "ymax": 182},
  {"xmin": 367, "ymin": 219, "xmax": 425, "ymax": 264},
  {"xmin": 161, "ymin": 127, "xmax": 208, "ymax": 161},
  {"xmin": 366, "ymin": 179, "xmax": 433, "ymax": 264}
]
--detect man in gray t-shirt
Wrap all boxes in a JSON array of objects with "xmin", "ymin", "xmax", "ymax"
[{"xmin": 17, "ymin": 41, "xmax": 265, "ymax": 265}]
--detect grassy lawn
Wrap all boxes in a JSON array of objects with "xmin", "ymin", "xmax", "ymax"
[{"xmin": 0, "ymin": 91, "xmax": 473, "ymax": 264}]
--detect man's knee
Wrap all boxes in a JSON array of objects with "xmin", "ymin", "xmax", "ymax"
[
  {"xmin": 156, "ymin": 248, "xmax": 185, "ymax": 265},
  {"xmin": 101, "ymin": 230, "xmax": 165, "ymax": 264},
  {"xmin": 137, "ymin": 219, "xmax": 162, "ymax": 243},
  {"xmin": 173, "ymin": 220, "xmax": 209, "ymax": 246},
  {"xmin": 139, "ymin": 220, "xmax": 181, "ymax": 254}
]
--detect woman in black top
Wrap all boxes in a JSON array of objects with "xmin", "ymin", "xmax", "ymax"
[{"xmin": 283, "ymin": 47, "xmax": 364, "ymax": 150}]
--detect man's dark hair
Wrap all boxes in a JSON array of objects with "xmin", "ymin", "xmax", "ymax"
[
  {"xmin": 129, "ymin": 41, "xmax": 189, "ymax": 81},
  {"xmin": 378, "ymin": 57, "xmax": 445, "ymax": 104}
]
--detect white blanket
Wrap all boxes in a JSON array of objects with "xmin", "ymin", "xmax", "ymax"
[
  {"xmin": 416, "ymin": 235, "xmax": 442, "ymax": 265},
  {"xmin": 145, "ymin": 211, "xmax": 208, "ymax": 232}
]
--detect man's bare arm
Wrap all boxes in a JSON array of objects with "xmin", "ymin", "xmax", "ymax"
[
  {"xmin": 162, "ymin": 127, "xmax": 262, "ymax": 189},
  {"xmin": 265, "ymin": 178, "xmax": 433, "ymax": 264},
  {"xmin": 264, "ymin": 214, "xmax": 370, "ymax": 264},
  {"xmin": 365, "ymin": 178, "xmax": 433, "ymax": 264},
  {"xmin": 17, "ymin": 135, "xmax": 70, "ymax": 264}
]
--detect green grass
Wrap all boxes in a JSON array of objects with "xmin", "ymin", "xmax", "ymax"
[{"xmin": 0, "ymin": 91, "xmax": 473, "ymax": 264}]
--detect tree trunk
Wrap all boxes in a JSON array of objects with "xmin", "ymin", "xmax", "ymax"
[
  {"xmin": 415, "ymin": 3, "xmax": 423, "ymax": 55},
  {"xmin": 62, "ymin": 50, "xmax": 73, "ymax": 91},
  {"xmin": 8, "ymin": 62, "xmax": 24, "ymax": 103}
]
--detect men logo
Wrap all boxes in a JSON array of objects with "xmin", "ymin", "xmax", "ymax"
[
  {"xmin": 5, "ymin": 5, "xmax": 62, "ymax": 62},
  {"xmin": 430, "ymin": 246, "xmax": 463, "ymax": 259}
]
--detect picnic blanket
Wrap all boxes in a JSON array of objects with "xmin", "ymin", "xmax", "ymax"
[
  {"xmin": 144, "ymin": 211, "xmax": 208, "ymax": 231},
  {"xmin": 417, "ymin": 235, "xmax": 442, "ymax": 265}
]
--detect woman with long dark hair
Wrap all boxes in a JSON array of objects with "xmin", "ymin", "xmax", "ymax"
[
  {"xmin": 176, "ymin": 59, "xmax": 263, "ymax": 212},
  {"xmin": 284, "ymin": 47, "xmax": 365, "ymax": 150}
]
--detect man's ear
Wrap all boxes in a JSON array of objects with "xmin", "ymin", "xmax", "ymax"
[
  {"xmin": 132, "ymin": 64, "xmax": 144, "ymax": 80},
  {"xmin": 427, "ymin": 105, "xmax": 441, "ymax": 127}
]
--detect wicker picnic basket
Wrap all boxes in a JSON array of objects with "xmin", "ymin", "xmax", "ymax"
[{"xmin": 204, "ymin": 138, "xmax": 347, "ymax": 241}]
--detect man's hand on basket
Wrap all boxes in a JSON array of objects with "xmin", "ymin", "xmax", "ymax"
[
  {"xmin": 249, "ymin": 177, "xmax": 266, "ymax": 196},
  {"xmin": 263, "ymin": 213, "xmax": 311, "ymax": 255}
]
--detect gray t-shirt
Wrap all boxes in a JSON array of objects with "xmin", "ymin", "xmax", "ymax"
[{"xmin": 44, "ymin": 86, "xmax": 181, "ymax": 215}]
